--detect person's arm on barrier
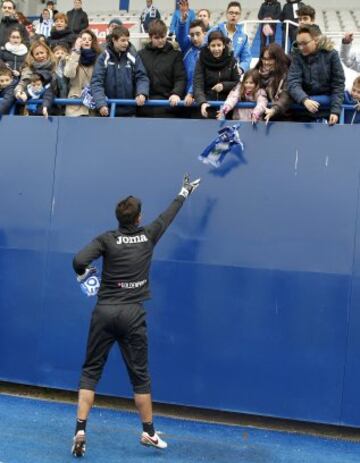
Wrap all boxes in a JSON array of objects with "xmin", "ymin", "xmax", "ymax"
[
  {"xmin": 0, "ymin": 82, "xmax": 16, "ymax": 115},
  {"xmin": 193, "ymin": 59, "xmax": 208, "ymax": 117},
  {"xmin": 90, "ymin": 51, "xmax": 108, "ymax": 116},
  {"xmin": 145, "ymin": 174, "xmax": 201, "ymax": 245},
  {"xmin": 329, "ymin": 50, "xmax": 345, "ymax": 125},
  {"xmin": 287, "ymin": 55, "xmax": 317, "ymax": 112},
  {"xmin": 134, "ymin": 55, "xmax": 149, "ymax": 106},
  {"xmin": 169, "ymin": 52, "xmax": 186, "ymax": 106},
  {"xmin": 340, "ymin": 33, "xmax": 360, "ymax": 72},
  {"xmin": 73, "ymin": 235, "xmax": 105, "ymax": 277},
  {"xmin": 252, "ymin": 88, "xmax": 268, "ymax": 123}
]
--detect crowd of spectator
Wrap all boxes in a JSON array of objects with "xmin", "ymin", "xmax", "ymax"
[{"xmin": 0, "ymin": 0, "xmax": 360, "ymax": 125}]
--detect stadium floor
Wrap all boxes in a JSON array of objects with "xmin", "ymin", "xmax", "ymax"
[{"xmin": 0, "ymin": 393, "xmax": 359, "ymax": 463}]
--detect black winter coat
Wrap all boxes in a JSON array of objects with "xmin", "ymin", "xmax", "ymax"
[
  {"xmin": 280, "ymin": 0, "xmax": 305, "ymax": 23},
  {"xmin": 287, "ymin": 47, "xmax": 345, "ymax": 115},
  {"xmin": 91, "ymin": 44, "xmax": 150, "ymax": 116},
  {"xmin": 48, "ymin": 28, "xmax": 76, "ymax": 50},
  {"xmin": 138, "ymin": 42, "xmax": 186, "ymax": 99},
  {"xmin": 193, "ymin": 48, "xmax": 240, "ymax": 105},
  {"xmin": 0, "ymin": 46, "xmax": 27, "ymax": 73},
  {"xmin": 0, "ymin": 80, "xmax": 16, "ymax": 114},
  {"xmin": 0, "ymin": 16, "xmax": 29, "ymax": 47},
  {"xmin": 258, "ymin": 1, "xmax": 281, "ymax": 20},
  {"xmin": 67, "ymin": 8, "xmax": 89, "ymax": 34}
]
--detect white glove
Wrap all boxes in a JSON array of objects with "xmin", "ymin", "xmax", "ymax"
[{"xmin": 178, "ymin": 173, "xmax": 201, "ymax": 198}]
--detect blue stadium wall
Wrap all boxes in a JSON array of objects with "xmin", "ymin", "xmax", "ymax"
[{"xmin": 1, "ymin": 116, "xmax": 360, "ymax": 428}]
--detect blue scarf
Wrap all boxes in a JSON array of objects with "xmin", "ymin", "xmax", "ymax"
[
  {"xmin": 80, "ymin": 48, "xmax": 98, "ymax": 66},
  {"xmin": 199, "ymin": 125, "xmax": 244, "ymax": 168}
]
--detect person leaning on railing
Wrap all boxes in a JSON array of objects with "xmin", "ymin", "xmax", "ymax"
[
  {"xmin": 0, "ymin": 65, "xmax": 16, "ymax": 115},
  {"xmin": 254, "ymin": 43, "xmax": 292, "ymax": 123},
  {"xmin": 91, "ymin": 25, "xmax": 149, "ymax": 117},
  {"xmin": 193, "ymin": 30, "xmax": 240, "ymax": 119},
  {"xmin": 287, "ymin": 25, "xmax": 345, "ymax": 125},
  {"xmin": 138, "ymin": 19, "xmax": 186, "ymax": 118}
]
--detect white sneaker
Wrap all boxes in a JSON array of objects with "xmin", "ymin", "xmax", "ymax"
[
  {"xmin": 140, "ymin": 431, "xmax": 167, "ymax": 449},
  {"xmin": 71, "ymin": 430, "xmax": 86, "ymax": 457}
]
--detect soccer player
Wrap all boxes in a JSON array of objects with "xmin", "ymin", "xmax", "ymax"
[{"xmin": 71, "ymin": 174, "xmax": 201, "ymax": 457}]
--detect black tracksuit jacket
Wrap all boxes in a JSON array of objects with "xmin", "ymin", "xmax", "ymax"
[{"xmin": 73, "ymin": 195, "xmax": 185, "ymax": 304}]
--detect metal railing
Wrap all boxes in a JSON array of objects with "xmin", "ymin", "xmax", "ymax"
[{"xmin": 0, "ymin": 95, "xmax": 356, "ymax": 124}]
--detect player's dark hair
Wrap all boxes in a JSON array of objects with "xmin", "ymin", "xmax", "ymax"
[{"xmin": 115, "ymin": 196, "xmax": 142, "ymax": 226}]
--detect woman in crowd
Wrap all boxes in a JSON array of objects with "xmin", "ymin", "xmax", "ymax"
[
  {"xmin": 193, "ymin": 30, "xmax": 240, "ymax": 119},
  {"xmin": 0, "ymin": 27, "xmax": 28, "ymax": 77},
  {"xmin": 64, "ymin": 28, "xmax": 101, "ymax": 116},
  {"xmin": 14, "ymin": 40, "xmax": 56, "ymax": 117},
  {"xmin": 48, "ymin": 13, "xmax": 76, "ymax": 50},
  {"xmin": 287, "ymin": 25, "xmax": 345, "ymax": 125},
  {"xmin": 255, "ymin": 42, "xmax": 292, "ymax": 122},
  {"xmin": 217, "ymin": 69, "xmax": 268, "ymax": 122}
]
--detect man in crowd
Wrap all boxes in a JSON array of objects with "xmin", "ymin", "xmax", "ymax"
[
  {"xmin": 67, "ymin": 0, "xmax": 89, "ymax": 35},
  {"xmin": 197, "ymin": 8, "xmax": 211, "ymax": 31},
  {"xmin": 176, "ymin": 2, "xmax": 206, "ymax": 112},
  {"xmin": 140, "ymin": 0, "xmax": 161, "ymax": 33},
  {"xmin": 341, "ymin": 31, "xmax": 360, "ymax": 72},
  {"xmin": 138, "ymin": 19, "xmax": 186, "ymax": 118},
  {"xmin": 207, "ymin": 1, "xmax": 252, "ymax": 75},
  {"xmin": 0, "ymin": 0, "xmax": 29, "ymax": 47}
]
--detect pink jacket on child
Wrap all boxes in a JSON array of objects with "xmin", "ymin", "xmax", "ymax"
[{"xmin": 222, "ymin": 84, "xmax": 268, "ymax": 121}]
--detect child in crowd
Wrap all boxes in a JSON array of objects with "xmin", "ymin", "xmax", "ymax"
[
  {"xmin": 287, "ymin": 25, "xmax": 345, "ymax": 125},
  {"xmin": 0, "ymin": 66, "xmax": 16, "ymax": 114},
  {"xmin": 297, "ymin": 4, "xmax": 321, "ymax": 32},
  {"xmin": 193, "ymin": 30, "xmax": 240, "ymax": 119},
  {"xmin": 340, "ymin": 32, "xmax": 360, "ymax": 72},
  {"xmin": 35, "ymin": 8, "xmax": 54, "ymax": 38},
  {"xmin": 257, "ymin": 0, "xmax": 281, "ymax": 53},
  {"xmin": 64, "ymin": 28, "xmax": 101, "ymax": 116},
  {"xmin": 14, "ymin": 40, "xmax": 56, "ymax": 118},
  {"xmin": 0, "ymin": 27, "xmax": 28, "ymax": 77},
  {"xmin": 53, "ymin": 44, "xmax": 69, "ymax": 99},
  {"xmin": 23, "ymin": 73, "xmax": 54, "ymax": 116},
  {"xmin": 280, "ymin": 0, "xmax": 305, "ymax": 50},
  {"xmin": 344, "ymin": 76, "xmax": 360, "ymax": 124},
  {"xmin": 91, "ymin": 25, "xmax": 149, "ymax": 117},
  {"xmin": 217, "ymin": 69, "xmax": 268, "ymax": 122}
]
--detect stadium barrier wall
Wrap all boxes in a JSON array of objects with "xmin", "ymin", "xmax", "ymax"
[{"xmin": 1, "ymin": 116, "xmax": 360, "ymax": 428}]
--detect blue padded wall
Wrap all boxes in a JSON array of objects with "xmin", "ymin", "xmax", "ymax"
[{"xmin": 0, "ymin": 116, "xmax": 360, "ymax": 427}]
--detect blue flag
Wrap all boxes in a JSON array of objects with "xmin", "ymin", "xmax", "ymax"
[{"xmin": 199, "ymin": 124, "xmax": 244, "ymax": 168}]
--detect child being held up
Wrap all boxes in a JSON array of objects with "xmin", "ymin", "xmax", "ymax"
[
  {"xmin": 15, "ymin": 40, "xmax": 56, "ymax": 118},
  {"xmin": 344, "ymin": 76, "xmax": 360, "ymax": 124},
  {"xmin": 217, "ymin": 69, "xmax": 268, "ymax": 122},
  {"xmin": 0, "ymin": 66, "xmax": 16, "ymax": 115},
  {"xmin": 23, "ymin": 73, "xmax": 54, "ymax": 117}
]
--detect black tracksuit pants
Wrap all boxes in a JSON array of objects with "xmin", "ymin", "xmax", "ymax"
[{"xmin": 79, "ymin": 303, "xmax": 151, "ymax": 394}]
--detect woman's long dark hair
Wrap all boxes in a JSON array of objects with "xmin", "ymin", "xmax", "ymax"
[
  {"xmin": 78, "ymin": 28, "xmax": 102, "ymax": 55},
  {"xmin": 255, "ymin": 43, "xmax": 291, "ymax": 89}
]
